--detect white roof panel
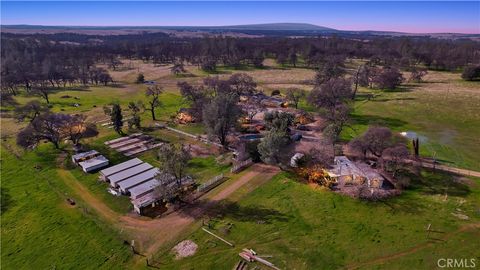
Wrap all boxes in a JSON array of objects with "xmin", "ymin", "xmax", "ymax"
[
  {"xmin": 104, "ymin": 133, "xmax": 142, "ymax": 145},
  {"xmin": 118, "ymin": 168, "xmax": 159, "ymax": 192},
  {"xmin": 72, "ymin": 150, "xmax": 99, "ymax": 161},
  {"xmin": 109, "ymin": 163, "xmax": 154, "ymax": 185},
  {"xmin": 79, "ymin": 155, "xmax": 109, "ymax": 169},
  {"xmin": 129, "ymin": 179, "xmax": 160, "ymax": 199},
  {"xmin": 99, "ymin": 158, "xmax": 143, "ymax": 177}
]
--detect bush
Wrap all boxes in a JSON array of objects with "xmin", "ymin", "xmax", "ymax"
[
  {"xmin": 135, "ymin": 73, "xmax": 145, "ymax": 84},
  {"xmin": 461, "ymin": 65, "xmax": 480, "ymax": 81}
]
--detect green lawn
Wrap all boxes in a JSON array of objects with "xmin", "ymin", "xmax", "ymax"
[
  {"xmin": 156, "ymin": 172, "xmax": 480, "ymax": 269},
  {"xmin": 0, "ymin": 144, "xmax": 132, "ymax": 269},
  {"xmin": 187, "ymin": 156, "xmax": 231, "ymax": 184}
]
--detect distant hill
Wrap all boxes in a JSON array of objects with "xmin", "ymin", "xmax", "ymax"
[
  {"xmin": 207, "ymin": 23, "xmax": 336, "ymax": 31},
  {"xmin": 1, "ymin": 23, "xmax": 478, "ymax": 40}
]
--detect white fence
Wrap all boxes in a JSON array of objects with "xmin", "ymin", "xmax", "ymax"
[
  {"xmin": 163, "ymin": 126, "xmax": 235, "ymax": 151},
  {"xmin": 197, "ymin": 174, "xmax": 226, "ymax": 193},
  {"xmin": 231, "ymin": 158, "xmax": 253, "ymax": 173}
]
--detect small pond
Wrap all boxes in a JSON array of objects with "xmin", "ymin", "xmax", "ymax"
[
  {"xmin": 400, "ymin": 131, "xmax": 428, "ymax": 143},
  {"xmin": 239, "ymin": 134, "xmax": 264, "ymax": 141}
]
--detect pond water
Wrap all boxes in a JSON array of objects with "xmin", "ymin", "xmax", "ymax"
[
  {"xmin": 400, "ymin": 131, "xmax": 428, "ymax": 143},
  {"xmin": 239, "ymin": 134, "xmax": 263, "ymax": 141}
]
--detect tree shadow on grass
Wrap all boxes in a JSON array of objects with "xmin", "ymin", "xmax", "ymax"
[
  {"xmin": 370, "ymin": 97, "xmax": 416, "ymax": 102},
  {"xmin": 49, "ymin": 86, "xmax": 91, "ymax": 92},
  {"xmin": 1, "ymin": 187, "xmax": 15, "ymax": 214},
  {"xmin": 108, "ymin": 83, "xmax": 127, "ymax": 89},
  {"xmin": 380, "ymin": 194, "xmax": 427, "ymax": 215},
  {"xmin": 188, "ymin": 160, "xmax": 208, "ymax": 170},
  {"xmin": 383, "ymin": 84, "xmax": 421, "ymax": 92},
  {"xmin": 176, "ymin": 200, "xmax": 291, "ymax": 224},
  {"xmin": 407, "ymin": 170, "xmax": 471, "ymax": 197}
]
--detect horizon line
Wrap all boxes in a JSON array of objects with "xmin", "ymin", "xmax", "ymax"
[{"xmin": 2, "ymin": 23, "xmax": 479, "ymax": 35}]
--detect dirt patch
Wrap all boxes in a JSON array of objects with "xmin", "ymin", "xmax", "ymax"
[
  {"xmin": 188, "ymin": 144, "xmax": 211, "ymax": 157},
  {"xmin": 172, "ymin": 240, "xmax": 198, "ymax": 259}
]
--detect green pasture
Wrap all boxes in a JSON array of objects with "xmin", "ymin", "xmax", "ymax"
[{"xmin": 158, "ymin": 172, "xmax": 480, "ymax": 269}]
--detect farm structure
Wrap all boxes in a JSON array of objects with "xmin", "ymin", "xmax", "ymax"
[
  {"xmin": 104, "ymin": 133, "xmax": 163, "ymax": 156},
  {"xmin": 99, "ymin": 158, "xmax": 193, "ymax": 214},
  {"xmin": 327, "ymin": 156, "xmax": 385, "ymax": 188},
  {"xmin": 98, "ymin": 157, "xmax": 143, "ymax": 181},
  {"xmin": 71, "ymin": 150, "xmax": 109, "ymax": 173},
  {"xmin": 240, "ymin": 93, "xmax": 288, "ymax": 108}
]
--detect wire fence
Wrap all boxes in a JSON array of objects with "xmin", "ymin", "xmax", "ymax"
[{"xmin": 197, "ymin": 174, "xmax": 225, "ymax": 193}]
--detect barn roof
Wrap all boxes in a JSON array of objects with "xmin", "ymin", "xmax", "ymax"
[
  {"xmin": 99, "ymin": 158, "xmax": 143, "ymax": 177},
  {"xmin": 118, "ymin": 168, "xmax": 159, "ymax": 192},
  {"xmin": 129, "ymin": 179, "xmax": 161, "ymax": 199},
  {"xmin": 108, "ymin": 163, "xmax": 154, "ymax": 185},
  {"xmin": 72, "ymin": 150, "xmax": 99, "ymax": 162},
  {"xmin": 78, "ymin": 155, "xmax": 109, "ymax": 170}
]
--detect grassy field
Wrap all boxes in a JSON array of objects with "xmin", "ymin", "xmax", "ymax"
[
  {"xmin": 156, "ymin": 172, "xmax": 480, "ymax": 269},
  {"xmin": 343, "ymin": 71, "xmax": 480, "ymax": 171},
  {"xmin": 1, "ymin": 144, "xmax": 133, "ymax": 269}
]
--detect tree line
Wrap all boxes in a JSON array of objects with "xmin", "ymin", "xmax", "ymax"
[{"xmin": 2, "ymin": 33, "xmax": 479, "ymax": 100}]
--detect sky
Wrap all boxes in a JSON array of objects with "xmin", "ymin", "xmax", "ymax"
[{"xmin": 1, "ymin": 1, "xmax": 479, "ymax": 34}]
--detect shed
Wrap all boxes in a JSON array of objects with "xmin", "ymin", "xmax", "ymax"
[
  {"xmin": 78, "ymin": 155, "xmax": 109, "ymax": 173},
  {"xmin": 72, "ymin": 150, "xmax": 100, "ymax": 164},
  {"xmin": 118, "ymin": 168, "xmax": 159, "ymax": 194},
  {"xmin": 129, "ymin": 179, "xmax": 161, "ymax": 200},
  {"xmin": 108, "ymin": 163, "xmax": 154, "ymax": 188},
  {"xmin": 99, "ymin": 158, "xmax": 143, "ymax": 181},
  {"xmin": 108, "ymin": 137, "xmax": 143, "ymax": 149},
  {"xmin": 104, "ymin": 133, "xmax": 142, "ymax": 146},
  {"xmin": 131, "ymin": 192, "xmax": 159, "ymax": 215}
]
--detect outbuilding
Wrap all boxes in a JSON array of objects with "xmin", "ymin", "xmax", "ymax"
[
  {"xmin": 78, "ymin": 155, "xmax": 109, "ymax": 173},
  {"xmin": 99, "ymin": 158, "xmax": 143, "ymax": 181}
]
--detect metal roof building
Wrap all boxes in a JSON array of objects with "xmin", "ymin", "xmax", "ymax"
[
  {"xmin": 129, "ymin": 179, "xmax": 160, "ymax": 200},
  {"xmin": 78, "ymin": 155, "xmax": 109, "ymax": 173},
  {"xmin": 108, "ymin": 137, "xmax": 143, "ymax": 149},
  {"xmin": 109, "ymin": 163, "xmax": 154, "ymax": 187},
  {"xmin": 104, "ymin": 133, "xmax": 142, "ymax": 146},
  {"xmin": 131, "ymin": 193, "xmax": 159, "ymax": 215},
  {"xmin": 118, "ymin": 168, "xmax": 159, "ymax": 194},
  {"xmin": 72, "ymin": 150, "xmax": 100, "ymax": 164},
  {"xmin": 99, "ymin": 158, "xmax": 143, "ymax": 181}
]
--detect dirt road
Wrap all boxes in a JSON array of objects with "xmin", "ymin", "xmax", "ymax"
[{"xmin": 57, "ymin": 163, "xmax": 279, "ymax": 257}]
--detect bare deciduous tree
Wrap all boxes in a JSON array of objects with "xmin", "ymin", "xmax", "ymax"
[{"xmin": 145, "ymin": 85, "xmax": 163, "ymax": 120}]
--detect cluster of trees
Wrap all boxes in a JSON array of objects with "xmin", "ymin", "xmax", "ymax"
[
  {"xmin": 1, "ymin": 38, "xmax": 114, "ymax": 101},
  {"xmin": 17, "ymin": 112, "xmax": 98, "ymax": 149},
  {"xmin": 258, "ymin": 111, "xmax": 295, "ymax": 164},
  {"xmin": 177, "ymin": 73, "xmax": 259, "ymax": 147},
  {"xmin": 349, "ymin": 126, "xmax": 410, "ymax": 178},
  {"xmin": 308, "ymin": 75, "xmax": 353, "ymax": 152},
  {"xmin": 2, "ymin": 33, "xmax": 478, "ymax": 100},
  {"xmin": 153, "ymin": 143, "xmax": 193, "ymax": 202}
]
